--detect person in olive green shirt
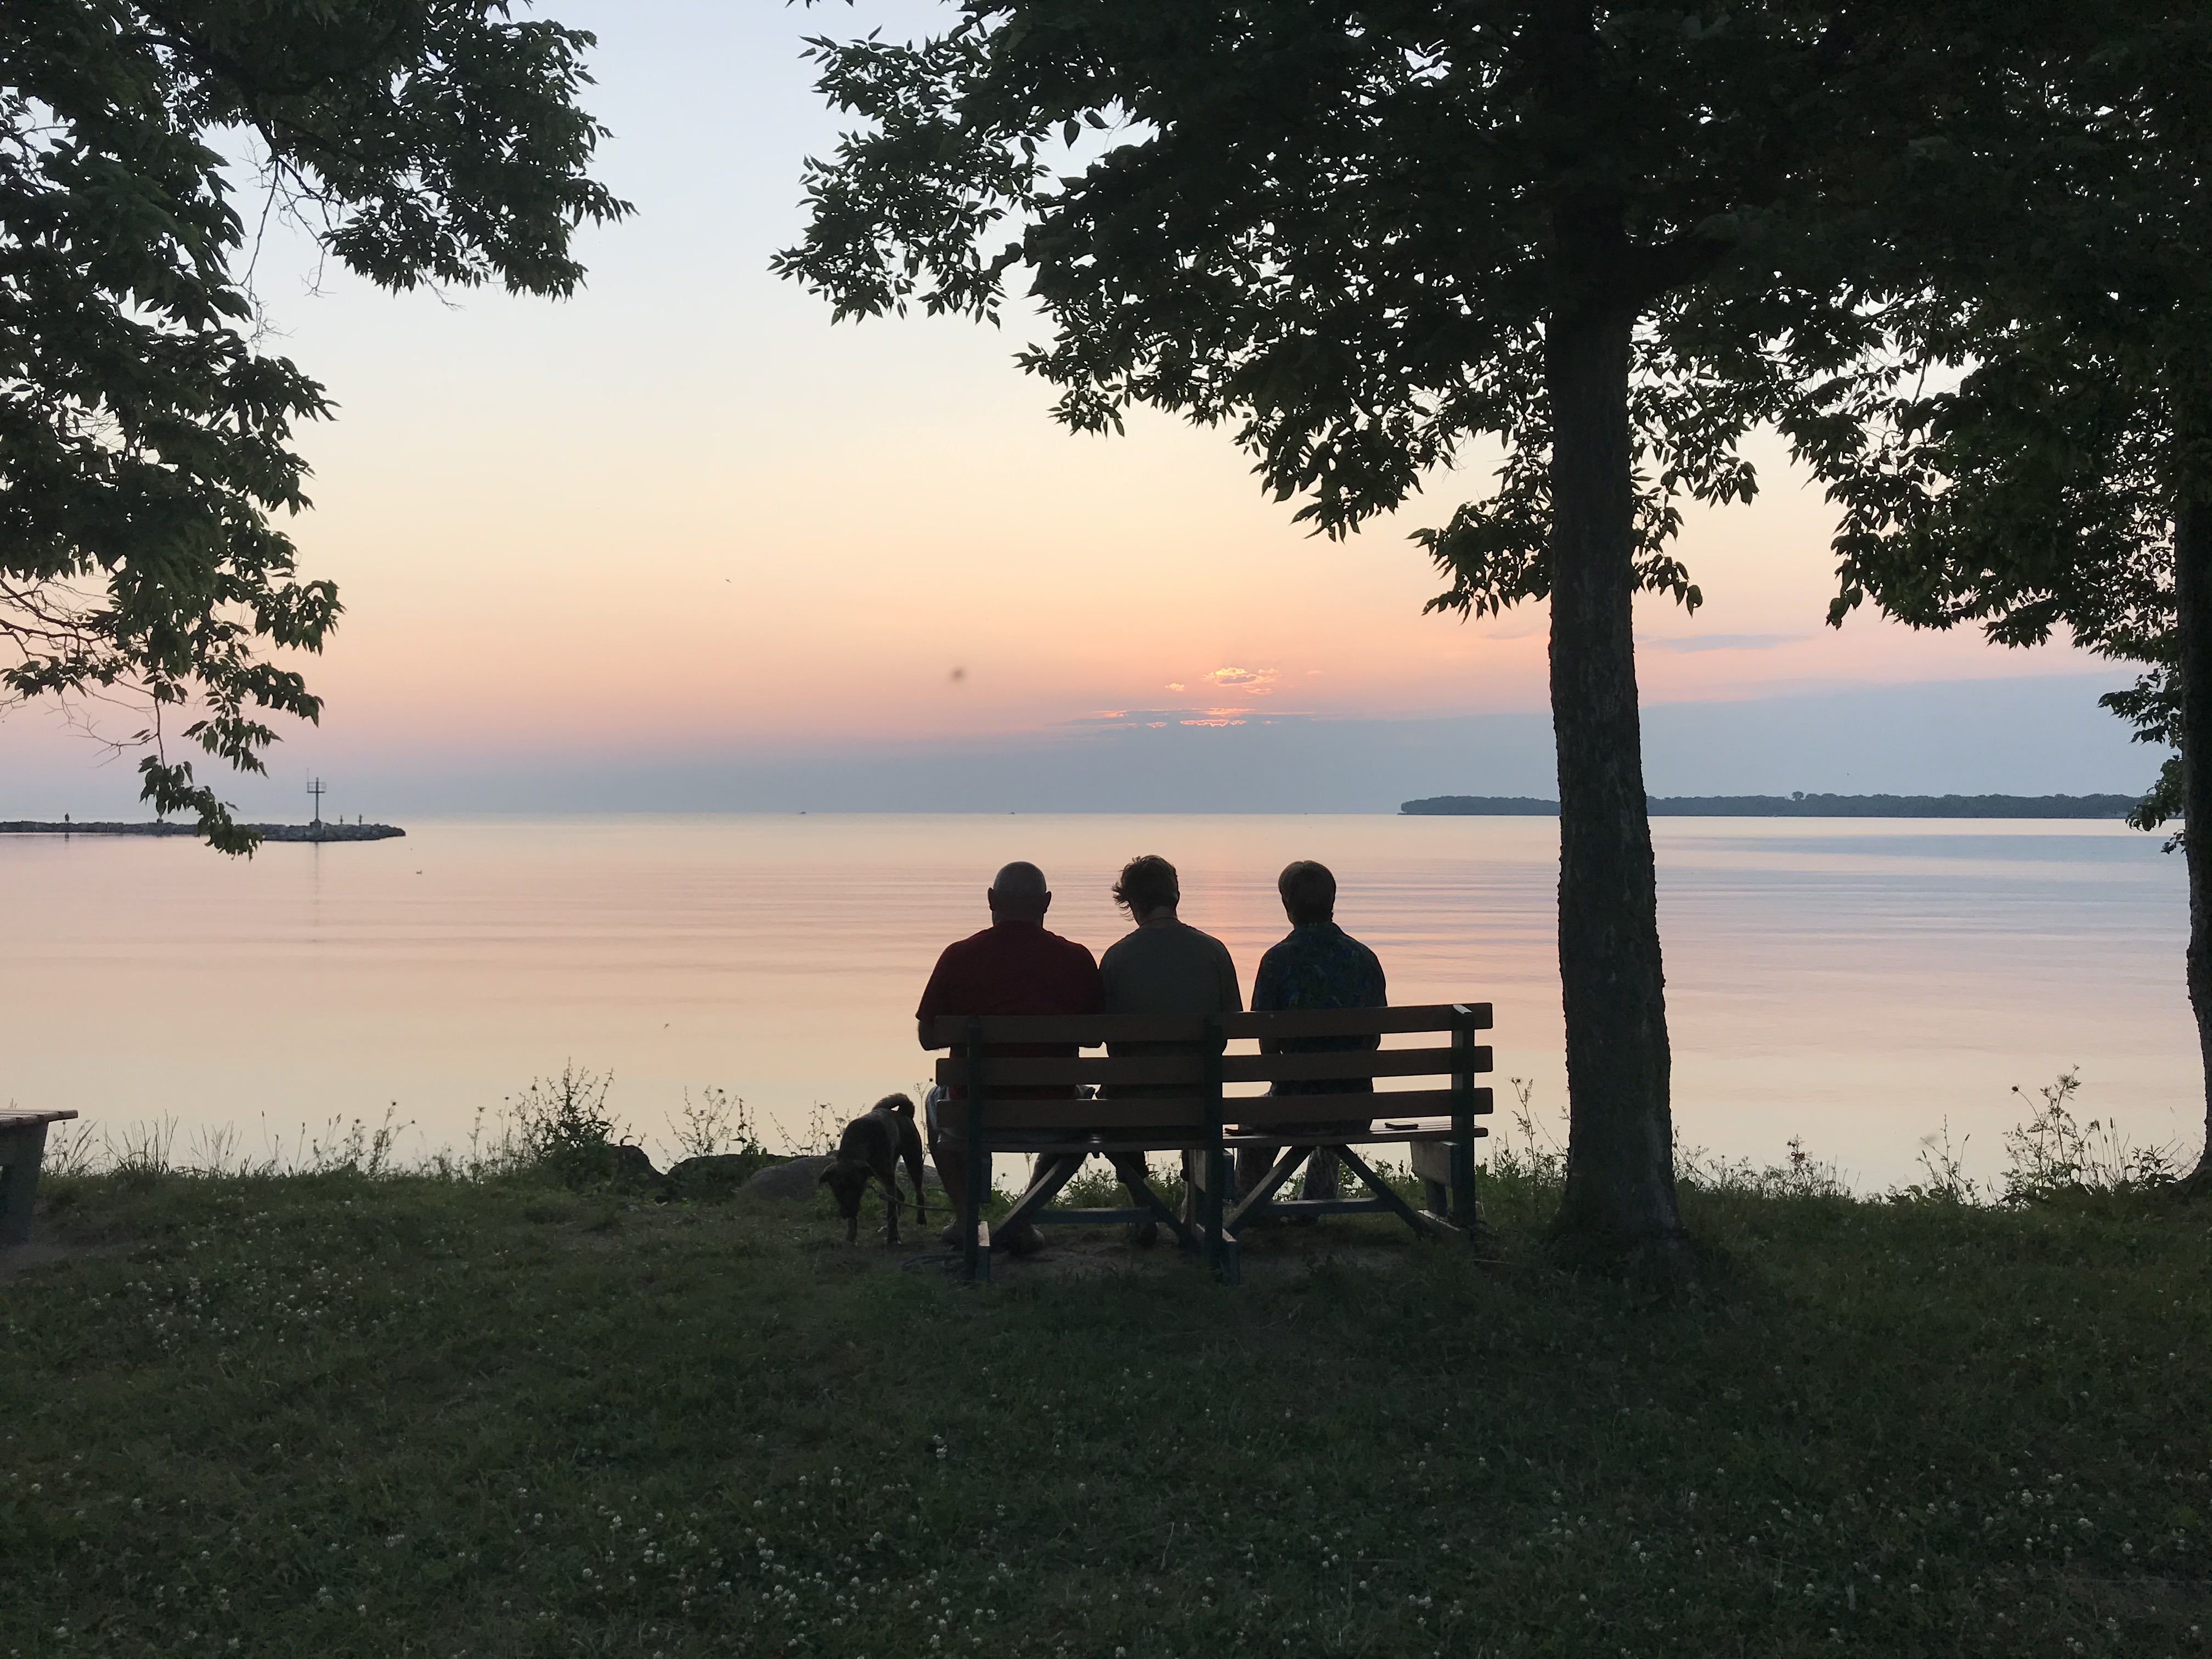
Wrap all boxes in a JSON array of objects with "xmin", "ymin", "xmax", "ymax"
[
  {"xmin": 1097, "ymin": 854, "xmax": 1242, "ymax": 1243},
  {"xmin": 1099, "ymin": 854, "xmax": 1242, "ymax": 1020}
]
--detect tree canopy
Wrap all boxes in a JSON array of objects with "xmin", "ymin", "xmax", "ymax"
[
  {"xmin": 774, "ymin": 0, "xmax": 2070, "ymax": 1255},
  {"xmin": 3, "ymin": 1, "xmax": 625, "ymax": 850},
  {"xmin": 1788, "ymin": 6, "xmax": 2212, "ymax": 1182}
]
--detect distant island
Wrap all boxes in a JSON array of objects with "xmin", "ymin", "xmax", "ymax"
[
  {"xmin": 0, "ymin": 820, "xmax": 405, "ymax": 842},
  {"xmin": 1400, "ymin": 793, "xmax": 2143, "ymax": 819}
]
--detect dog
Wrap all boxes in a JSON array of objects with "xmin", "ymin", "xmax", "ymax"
[{"xmin": 818, "ymin": 1093, "xmax": 930, "ymax": 1244}]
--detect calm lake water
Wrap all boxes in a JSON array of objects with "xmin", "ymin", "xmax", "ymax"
[{"xmin": 1, "ymin": 813, "xmax": 2196, "ymax": 1189}]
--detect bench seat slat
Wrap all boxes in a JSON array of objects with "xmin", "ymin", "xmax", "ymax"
[
  {"xmin": 921, "ymin": 1001, "xmax": 1491, "ymax": 1047},
  {"xmin": 936, "ymin": 1044, "xmax": 1492, "ymax": 1088},
  {"xmin": 1227, "ymin": 1119, "xmax": 1487, "ymax": 1145}
]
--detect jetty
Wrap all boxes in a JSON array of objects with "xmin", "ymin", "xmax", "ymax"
[{"xmin": 0, "ymin": 821, "xmax": 404, "ymax": 842}]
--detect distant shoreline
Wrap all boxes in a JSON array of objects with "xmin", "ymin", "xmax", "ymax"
[
  {"xmin": 0, "ymin": 821, "xmax": 405, "ymax": 842},
  {"xmin": 1400, "ymin": 793, "xmax": 2143, "ymax": 819}
]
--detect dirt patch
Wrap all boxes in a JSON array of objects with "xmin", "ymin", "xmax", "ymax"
[
  {"xmin": 864, "ymin": 1223, "xmax": 1419, "ymax": 1283},
  {"xmin": 0, "ymin": 1235, "xmax": 126, "ymax": 1277}
]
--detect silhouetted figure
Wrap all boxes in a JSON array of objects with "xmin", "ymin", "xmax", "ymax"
[
  {"xmin": 1239, "ymin": 860, "xmax": 1386, "ymax": 1201},
  {"xmin": 916, "ymin": 861, "xmax": 1102, "ymax": 1254},
  {"xmin": 1099, "ymin": 854, "xmax": 1242, "ymax": 1243},
  {"xmin": 1099, "ymin": 854, "xmax": 1241, "ymax": 1022}
]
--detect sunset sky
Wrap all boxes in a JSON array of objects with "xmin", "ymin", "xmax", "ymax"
[{"xmin": 0, "ymin": 1, "xmax": 2159, "ymax": 815}]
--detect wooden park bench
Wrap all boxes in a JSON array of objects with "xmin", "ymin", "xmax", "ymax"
[
  {"xmin": 923, "ymin": 1003, "xmax": 1491, "ymax": 1283},
  {"xmin": 0, "ymin": 1109, "xmax": 80, "ymax": 1248}
]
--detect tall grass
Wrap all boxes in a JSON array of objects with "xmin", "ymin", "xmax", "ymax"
[
  {"xmin": 1484, "ymin": 1066, "xmax": 2188, "ymax": 1231},
  {"xmin": 29, "ymin": 1062, "xmax": 2196, "ymax": 1219},
  {"xmin": 35, "ymin": 1109, "xmax": 415, "ymax": 1186}
]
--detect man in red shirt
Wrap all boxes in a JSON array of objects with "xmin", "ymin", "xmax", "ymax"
[{"xmin": 916, "ymin": 861, "xmax": 1103, "ymax": 1251}]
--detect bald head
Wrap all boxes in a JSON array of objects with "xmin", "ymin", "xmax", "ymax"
[{"xmin": 988, "ymin": 861, "xmax": 1051, "ymax": 923}]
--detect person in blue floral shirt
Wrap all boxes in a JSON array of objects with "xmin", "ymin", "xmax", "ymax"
[{"xmin": 1239, "ymin": 860, "xmax": 1387, "ymax": 1200}]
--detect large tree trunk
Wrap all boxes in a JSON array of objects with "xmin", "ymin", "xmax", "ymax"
[
  {"xmin": 1544, "ymin": 300, "xmax": 1688, "ymax": 1257},
  {"xmin": 2174, "ymin": 495, "xmax": 2212, "ymax": 1190}
]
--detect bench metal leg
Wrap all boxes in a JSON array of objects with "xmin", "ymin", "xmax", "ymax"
[
  {"xmin": 1451, "ymin": 1111, "xmax": 1480, "ymax": 1229},
  {"xmin": 1336, "ymin": 1145, "xmax": 1458, "ymax": 1240},
  {"xmin": 1000, "ymin": 1153, "xmax": 1082, "ymax": 1237},
  {"xmin": 1206, "ymin": 1147, "xmax": 1231, "ymax": 1280},
  {"xmin": 1185, "ymin": 1139, "xmax": 1243, "ymax": 1278},
  {"xmin": 1103, "ymin": 1154, "xmax": 1200, "ymax": 1252},
  {"xmin": 960, "ymin": 1024, "xmax": 991, "ymax": 1283},
  {"xmin": 1413, "ymin": 1134, "xmax": 1485, "ymax": 1239},
  {"xmin": 1200, "ymin": 1018, "xmax": 1231, "ymax": 1282},
  {"xmin": 1223, "ymin": 1146, "xmax": 1314, "ymax": 1234},
  {"xmin": 961, "ymin": 1140, "xmax": 991, "ymax": 1285},
  {"xmin": 0, "ymin": 1122, "xmax": 52, "ymax": 1248}
]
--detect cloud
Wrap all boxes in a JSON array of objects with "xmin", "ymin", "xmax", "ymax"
[
  {"xmin": 1065, "ymin": 708, "xmax": 1198, "ymax": 727},
  {"xmin": 1638, "ymin": 633, "xmax": 1808, "ymax": 654},
  {"xmin": 1203, "ymin": 665, "xmax": 1278, "ymax": 695},
  {"xmin": 1164, "ymin": 682, "xmax": 1185, "ymax": 691},
  {"xmin": 1064, "ymin": 707, "xmax": 1252, "ymax": 730}
]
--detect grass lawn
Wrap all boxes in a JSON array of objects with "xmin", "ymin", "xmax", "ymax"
[{"xmin": 3, "ymin": 1161, "xmax": 2208, "ymax": 1658}]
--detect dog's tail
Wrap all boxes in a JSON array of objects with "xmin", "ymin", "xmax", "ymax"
[{"xmin": 874, "ymin": 1092, "xmax": 917, "ymax": 1119}]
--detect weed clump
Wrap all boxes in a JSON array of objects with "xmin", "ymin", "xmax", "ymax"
[
  {"xmin": 506, "ymin": 1063, "xmax": 663, "ymax": 1192},
  {"xmin": 1999, "ymin": 1068, "xmax": 2182, "ymax": 1201},
  {"xmin": 659, "ymin": 1086, "xmax": 778, "ymax": 1199}
]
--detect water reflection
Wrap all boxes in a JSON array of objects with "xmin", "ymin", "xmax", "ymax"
[{"xmin": 0, "ymin": 814, "xmax": 2191, "ymax": 1188}]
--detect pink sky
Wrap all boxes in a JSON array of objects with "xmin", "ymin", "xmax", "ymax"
[{"xmin": 0, "ymin": 2, "xmax": 2129, "ymax": 794}]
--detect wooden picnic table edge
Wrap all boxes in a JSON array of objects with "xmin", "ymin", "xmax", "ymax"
[{"xmin": 0, "ymin": 1110, "xmax": 79, "ymax": 1128}]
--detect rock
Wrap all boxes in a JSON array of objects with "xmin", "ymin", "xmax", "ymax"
[
  {"xmin": 743, "ymin": 1155, "xmax": 836, "ymax": 1201},
  {"xmin": 663, "ymin": 1152, "xmax": 772, "ymax": 1202},
  {"xmin": 607, "ymin": 1143, "xmax": 663, "ymax": 1189},
  {"xmin": 532, "ymin": 1139, "xmax": 669, "ymax": 1194}
]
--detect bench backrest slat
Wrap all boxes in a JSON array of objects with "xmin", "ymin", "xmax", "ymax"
[
  {"xmin": 929, "ymin": 1085, "xmax": 1496, "ymax": 1137},
  {"xmin": 1227, "ymin": 1086, "xmax": 1491, "ymax": 1128},
  {"xmin": 920, "ymin": 1001, "xmax": 1491, "ymax": 1048},
  {"xmin": 935, "ymin": 1043, "xmax": 1493, "ymax": 1090},
  {"xmin": 934, "ymin": 1097, "xmax": 1211, "ymax": 1132}
]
